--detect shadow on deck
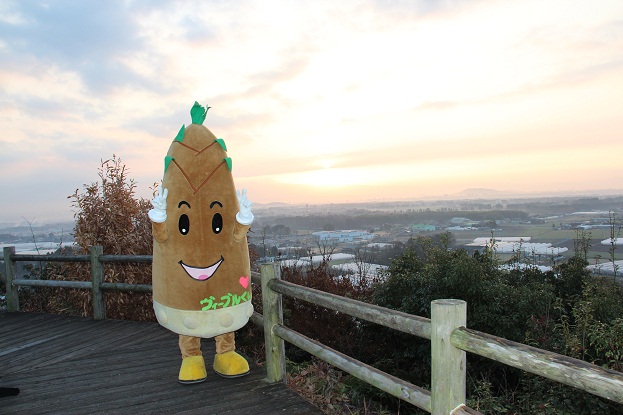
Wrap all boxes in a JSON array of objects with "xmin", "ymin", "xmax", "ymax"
[{"xmin": 0, "ymin": 311, "xmax": 322, "ymax": 414}]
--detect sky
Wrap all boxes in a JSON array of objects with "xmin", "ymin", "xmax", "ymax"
[{"xmin": 1, "ymin": 0, "xmax": 623, "ymax": 224}]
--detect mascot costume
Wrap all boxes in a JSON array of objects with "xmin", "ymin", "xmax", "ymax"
[{"xmin": 149, "ymin": 102, "xmax": 254, "ymax": 384}]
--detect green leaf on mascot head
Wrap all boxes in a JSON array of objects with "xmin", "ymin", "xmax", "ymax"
[
  {"xmin": 190, "ymin": 101, "xmax": 210, "ymax": 125},
  {"xmin": 224, "ymin": 157, "xmax": 232, "ymax": 172},
  {"xmin": 164, "ymin": 156, "xmax": 174, "ymax": 173},
  {"xmin": 174, "ymin": 125, "xmax": 185, "ymax": 143},
  {"xmin": 215, "ymin": 138, "xmax": 227, "ymax": 151}
]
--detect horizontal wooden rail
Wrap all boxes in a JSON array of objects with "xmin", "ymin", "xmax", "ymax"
[
  {"xmin": 273, "ymin": 323, "xmax": 432, "ymax": 412},
  {"xmin": 3, "ymin": 246, "xmax": 153, "ymax": 318},
  {"xmin": 99, "ymin": 255, "xmax": 153, "ymax": 264},
  {"xmin": 7, "ymin": 253, "xmax": 153, "ymax": 264},
  {"xmin": 451, "ymin": 327, "xmax": 623, "ymax": 405},
  {"xmin": 9, "ymin": 254, "xmax": 91, "ymax": 262},
  {"xmin": 249, "ymin": 311, "xmax": 263, "ymax": 327},
  {"xmin": 12, "ymin": 278, "xmax": 92, "ymax": 290},
  {"xmin": 100, "ymin": 282, "xmax": 152, "ymax": 292},
  {"xmin": 451, "ymin": 404, "xmax": 482, "ymax": 415},
  {"xmin": 10, "ymin": 278, "xmax": 150, "ymax": 293},
  {"xmin": 268, "ymin": 278, "xmax": 432, "ymax": 339}
]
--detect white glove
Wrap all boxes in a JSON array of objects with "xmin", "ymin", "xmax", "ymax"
[
  {"xmin": 149, "ymin": 187, "xmax": 168, "ymax": 223},
  {"xmin": 235, "ymin": 189, "xmax": 254, "ymax": 225}
]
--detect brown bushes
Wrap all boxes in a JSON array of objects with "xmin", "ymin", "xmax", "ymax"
[{"xmin": 21, "ymin": 156, "xmax": 155, "ymax": 321}]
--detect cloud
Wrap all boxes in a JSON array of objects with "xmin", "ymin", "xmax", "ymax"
[
  {"xmin": 10, "ymin": 1, "xmax": 140, "ymax": 58},
  {"xmin": 0, "ymin": 1, "xmax": 175, "ymax": 96},
  {"xmin": 1, "ymin": 0, "xmax": 623, "ymax": 223},
  {"xmin": 369, "ymin": 0, "xmax": 479, "ymax": 20}
]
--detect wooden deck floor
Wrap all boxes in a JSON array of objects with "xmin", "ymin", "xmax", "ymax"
[{"xmin": 0, "ymin": 311, "xmax": 322, "ymax": 414}]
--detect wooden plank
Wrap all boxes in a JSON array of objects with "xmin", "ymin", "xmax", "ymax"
[
  {"xmin": 274, "ymin": 323, "xmax": 432, "ymax": 411},
  {"xmin": 1, "ymin": 317, "xmax": 142, "ymax": 373},
  {"xmin": 3, "ymin": 246, "xmax": 20, "ymax": 311},
  {"xmin": 0, "ymin": 314, "xmax": 98, "ymax": 365},
  {"xmin": 451, "ymin": 326, "xmax": 623, "ymax": 405},
  {"xmin": 0, "ymin": 312, "xmax": 69, "ymax": 351},
  {"xmin": 99, "ymin": 282, "xmax": 152, "ymax": 292},
  {"xmin": 9, "ymin": 253, "xmax": 91, "ymax": 262},
  {"xmin": 451, "ymin": 404, "xmax": 484, "ymax": 415},
  {"xmin": 99, "ymin": 254, "xmax": 153, "ymax": 263},
  {"xmin": 90, "ymin": 245, "xmax": 105, "ymax": 319},
  {"xmin": 0, "ymin": 312, "xmax": 322, "ymax": 414},
  {"xmin": 11, "ymin": 279, "xmax": 91, "ymax": 289},
  {"xmin": 270, "ymin": 277, "xmax": 432, "ymax": 339},
  {"xmin": 260, "ymin": 263, "xmax": 285, "ymax": 383},
  {"xmin": 431, "ymin": 299, "xmax": 466, "ymax": 415}
]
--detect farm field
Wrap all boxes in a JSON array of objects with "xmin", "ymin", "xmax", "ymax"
[{"xmin": 453, "ymin": 221, "xmax": 621, "ymax": 264}]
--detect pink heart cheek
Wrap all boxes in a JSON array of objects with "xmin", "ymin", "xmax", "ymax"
[{"xmin": 239, "ymin": 276, "xmax": 250, "ymax": 289}]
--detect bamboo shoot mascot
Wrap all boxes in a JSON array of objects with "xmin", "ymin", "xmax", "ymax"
[{"xmin": 149, "ymin": 102, "xmax": 254, "ymax": 384}]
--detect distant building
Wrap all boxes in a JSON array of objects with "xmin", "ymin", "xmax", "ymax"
[
  {"xmin": 311, "ymin": 230, "xmax": 374, "ymax": 243},
  {"xmin": 411, "ymin": 224, "xmax": 436, "ymax": 232},
  {"xmin": 466, "ymin": 237, "xmax": 568, "ymax": 255},
  {"xmin": 281, "ymin": 253, "xmax": 356, "ymax": 268},
  {"xmin": 366, "ymin": 242, "xmax": 394, "ymax": 249},
  {"xmin": 449, "ymin": 217, "xmax": 474, "ymax": 225}
]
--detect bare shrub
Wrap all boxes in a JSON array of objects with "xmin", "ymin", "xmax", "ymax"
[
  {"xmin": 280, "ymin": 262, "xmax": 376, "ymax": 361},
  {"xmin": 21, "ymin": 156, "xmax": 155, "ymax": 321}
]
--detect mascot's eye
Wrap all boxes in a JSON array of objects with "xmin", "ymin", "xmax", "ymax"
[
  {"xmin": 212, "ymin": 213, "xmax": 223, "ymax": 234},
  {"xmin": 179, "ymin": 214, "xmax": 190, "ymax": 235}
]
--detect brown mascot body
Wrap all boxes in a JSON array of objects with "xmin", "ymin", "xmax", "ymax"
[{"xmin": 149, "ymin": 102, "xmax": 254, "ymax": 383}]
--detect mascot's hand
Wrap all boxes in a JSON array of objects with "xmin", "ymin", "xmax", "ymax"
[
  {"xmin": 149, "ymin": 187, "xmax": 168, "ymax": 223},
  {"xmin": 236, "ymin": 188, "xmax": 254, "ymax": 225}
]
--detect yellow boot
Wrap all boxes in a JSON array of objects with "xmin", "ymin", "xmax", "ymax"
[
  {"xmin": 213, "ymin": 351, "xmax": 250, "ymax": 378},
  {"xmin": 178, "ymin": 355, "xmax": 207, "ymax": 384}
]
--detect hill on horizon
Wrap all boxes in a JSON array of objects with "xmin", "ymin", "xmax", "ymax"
[{"xmin": 452, "ymin": 188, "xmax": 509, "ymax": 198}]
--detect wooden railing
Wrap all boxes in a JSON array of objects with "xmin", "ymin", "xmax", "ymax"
[
  {"xmin": 256, "ymin": 263, "xmax": 623, "ymax": 415},
  {"xmin": 3, "ymin": 246, "xmax": 151, "ymax": 319},
  {"xmin": 3, "ymin": 246, "xmax": 623, "ymax": 415}
]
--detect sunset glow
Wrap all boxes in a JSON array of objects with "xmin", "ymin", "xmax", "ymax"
[{"xmin": 1, "ymin": 0, "xmax": 623, "ymax": 222}]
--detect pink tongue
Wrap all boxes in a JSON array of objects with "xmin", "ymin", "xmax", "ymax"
[{"xmin": 199, "ymin": 274, "xmax": 209, "ymax": 280}]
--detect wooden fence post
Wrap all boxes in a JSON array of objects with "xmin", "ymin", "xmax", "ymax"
[
  {"xmin": 260, "ymin": 262, "xmax": 285, "ymax": 383},
  {"xmin": 4, "ymin": 246, "xmax": 19, "ymax": 312},
  {"xmin": 431, "ymin": 299, "xmax": 467, "ymax": 415},
  {"xmin": 90, "ymin": 245, "xmax": 105, "ymax": 320}
]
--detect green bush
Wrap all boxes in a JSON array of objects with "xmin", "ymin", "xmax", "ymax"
[{"xmin": 365, "ymin": 235, "xmax": 623, "ymax": 414}]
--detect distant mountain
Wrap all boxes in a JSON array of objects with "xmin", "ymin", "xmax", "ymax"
[
  {"xmin": 253, "ymin": 201, "xmax": 291, "ymax": 207},
  {"xmin": 449, "ymin": 187, "xmax": 623, "ymax": 200},
  {"xmin": 452, "ymin": 188, "xmax": 510, "ymax": 198}
]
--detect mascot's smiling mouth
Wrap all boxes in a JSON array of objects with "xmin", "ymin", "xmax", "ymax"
[{"xmin": 179, "ymin": 256, "xmax": 224, "ymax": 281}]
